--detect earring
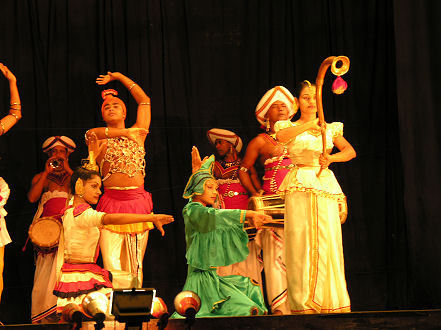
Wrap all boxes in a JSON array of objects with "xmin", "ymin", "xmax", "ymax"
[
  {"xmin": 75, "ymin": 178, "xmax": 84, "ymax": 197},
  {"xmin": 266, "ymin": 120, "xmax": 271, "ymax": 131}
]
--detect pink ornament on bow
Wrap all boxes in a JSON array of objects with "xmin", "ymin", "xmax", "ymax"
[{"xmin": 332, "ymin": 76, "xmax": 348, "ymax": 95}]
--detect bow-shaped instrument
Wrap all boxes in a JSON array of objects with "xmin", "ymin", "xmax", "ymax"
[{"xmin": 315, "ymin": 56, "xmax": 350, "ymax": 177}]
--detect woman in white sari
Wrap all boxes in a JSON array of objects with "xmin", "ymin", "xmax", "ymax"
[{"xmin": 275, "ymin": 81, "xmax": 356, "ymax": 314}]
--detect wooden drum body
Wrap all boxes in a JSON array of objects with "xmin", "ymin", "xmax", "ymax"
[
  {"xmin": 28, "ymin": 217, "xmax": 62, "ymax": 253},
  {"xmin": 245, "ymin": 194, "xmax": 285, "ymax": 239},
  {"xmin": 247, "ymin": 194, "xmax": 285, "ymax": 222}
]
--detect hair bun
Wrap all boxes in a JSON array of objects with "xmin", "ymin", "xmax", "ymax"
[{"xmin": 101, "ymin": 89, "xmax": 118, "ymax": 100}]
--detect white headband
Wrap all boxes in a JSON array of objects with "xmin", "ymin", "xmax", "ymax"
[
  {"xmin": 255, "ymin": 86, "xmax": 296, "ymax": 125},
  {"xmin": 207, "ymin": 128, "xmax": 243, "ymax": 153}
]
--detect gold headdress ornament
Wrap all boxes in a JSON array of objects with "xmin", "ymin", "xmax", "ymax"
[
  {"xmin": 81, "ymin": 149, "xmax": 99, "ymax": 172},
  {"xmin": 74, "ymin": 141, "xmax": 100, "ymax": 196},
  {"xmin": 303, "ymin": 80, "xmax": 312, "ymax": 88},
  {"xmin": 74, "ymin": 178, "xmax": 84, "ymax": 196}
]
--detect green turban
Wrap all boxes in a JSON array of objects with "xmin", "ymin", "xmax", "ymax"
[{"xmin": 183, "ymin": 155, "xmax": 216, "ymax": 200}]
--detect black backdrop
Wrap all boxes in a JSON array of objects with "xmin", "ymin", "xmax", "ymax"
[{"xmin": 0, "ymin": 0, "xmax": 439, "ymax": 324}]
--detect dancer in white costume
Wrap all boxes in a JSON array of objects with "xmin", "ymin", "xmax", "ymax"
[
  {"xmin": 53, "ymin": 164, "xmax": 173, "ymax": 315},
  {"xmin": 27, "ymin": 136, "xmax": 76, "ymax": 323},
  {"xmin": 275, "ymin": 80, "xmax": 355, "ymax": 314}
]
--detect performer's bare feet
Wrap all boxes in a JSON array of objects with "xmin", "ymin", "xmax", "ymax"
[{"xmin": 273, "ymin": 310, "xmax": 283, "ymax": 315}]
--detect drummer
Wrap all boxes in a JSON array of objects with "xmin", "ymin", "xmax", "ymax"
[
  {"xmin": 238, "ymin": 86, "xmax": 296, "ymax": 315},
  {"xmin": 207, "ymin": 128, "xmax": 263, "ymax": 287},
  {"xmin": 27, "ymin": 136, "xmax": 76, "ymax": 323}
]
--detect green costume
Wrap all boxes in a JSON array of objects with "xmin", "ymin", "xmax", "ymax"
[{"xmin": 172, "ymin": 155, "xmax": 267, "ymax": 318}]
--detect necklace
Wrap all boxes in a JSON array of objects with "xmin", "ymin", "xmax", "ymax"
[
  {"xmin": 219, "ymin": 159, "xmax": 240, "ymax": 168},
  {"xmin": 47, "ymin": 171, "xmax": 70, "ymax": 186},
  {"xmin": 218, "ymin": 163, "xmax": 241, "ymax": 197}
]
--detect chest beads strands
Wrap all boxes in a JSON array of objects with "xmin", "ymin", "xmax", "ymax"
[{"xmin": 221, "ymin": 162, "xmax": 242, "ymax": 198}]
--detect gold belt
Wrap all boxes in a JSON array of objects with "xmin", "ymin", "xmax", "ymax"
[
  {"xmin": 265, "ymin": 164, "xmax": 295, "ymax": 171},
  {"xmin": 223, "ymin": 191, "xmax": 248, "ymax": 198},
  {"xmin": 65, "ymin": 257, "xmax": 95, "ymax": 264},
  {"xmin": 294, "ymin": 164, "xmax": 321, "ymax": 167}
]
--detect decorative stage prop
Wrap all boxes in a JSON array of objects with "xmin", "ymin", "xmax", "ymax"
[
  {"xmin": 315, "ymin": 55, "xmax": 350, "ymax": 178},
  {"xmin": 61, "ymin": 303, "xmax": 83, "ymax": 328},
  {"xmin": 152, "ymin": 296, "xmax": 169, "ymax": 330},
  {"xmin": 82, "ymin": 292, "xmax": 109, "ymax": 329},
  {"xmin": 314, "ymin": 55, "xmax": 350, "ymax": 224},
  {"xmin": 174, "ymin": 291, "xmax": 201, "ymax": 329}
]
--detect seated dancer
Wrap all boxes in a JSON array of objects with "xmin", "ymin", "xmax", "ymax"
[
  {"xmin": 0, "ymin": 63, "xmax": 22, "ymax": 303},
  {"xmin": 171, "ymin": 146, "xmax": 269, "ymax": 318},
  {"xmin": 206, "ymin": 128, "xmax": 263, "ymax": 287},
  {"xmin": 238, "ymin": 86, "xmax": 296, "ymax": 314},
  {"xmin": 53, "ymin": 161, "xmax": 173, "ymax": 315},
  {"xmin": 85, "ymin": 71, "xmax": 152, "ymax": 288},
  {"xmin": 27, "ymin": 136, "xmax": 76, "ymax": 323}
]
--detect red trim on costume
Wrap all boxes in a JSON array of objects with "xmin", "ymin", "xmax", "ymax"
[
  {"xmin": 73, "ymin": 204, "xmax": 91, "ymax": 216},
  {"xmin": 31, "ymin": 305, "xmax": 57, "ymax": 323},
  {"xmin": 272, "ymin": 290, "xmax": 287, "ymax": 308},
  {"xmin": 321, "ymin": 305, "xmax": 351, "ymax": 312},
  {"xmin": 53, "ymin": 263, "xmax": 113, "ymax": 298},
  {"xmin": 311, "ymin": 196, "xmax": 320, "ymax": 308},
  {"xmin": 259, "ymin": 133, "xmax": 278, "ymax": 146}
]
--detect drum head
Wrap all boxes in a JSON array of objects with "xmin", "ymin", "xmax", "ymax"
[
  {"xmin": 29, "ymin": 217, "xmax": 62, "ymax": 248},
  {"xmin": 247, "ymin": 195, "xmax": 285, "ymax": 220}
]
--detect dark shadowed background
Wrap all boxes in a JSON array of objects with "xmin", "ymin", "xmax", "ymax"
[{"xmin": 0, "ymin": 0, "xmax": 439, "ymax": 323}]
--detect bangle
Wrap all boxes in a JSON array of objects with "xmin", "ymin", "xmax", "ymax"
[
  {"xmin": 0, "ymin": 121, "xmax": 4, "ymax": 135},
  {"xmin": 10, "ymin": 106, "xmax": 21, "ymax": 110},
  {"xmin": 128, "ymin": 83, "xmax": 136, "ymax": 91},
  {"xmin": 239, "ymin": 166, "xmax": 249, "ymax": 173},
  {"xmin": 9, "ymin": 112, "xmax": 19, "ymax": 122},
  {"xmin": 105, "ymin": 127, "xmax": 109, "ymax": 138},
  {"xmin": 139, "ymin": 102, "xmax": 150, "ymax": 106},
  {"xmin": 10, "ymin": 102, "xmax": 21, "ymax": 106}
]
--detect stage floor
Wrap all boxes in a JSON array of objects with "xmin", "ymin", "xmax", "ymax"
[{"xmin": 2, "ymin": 309, "xmax": 441, "ymax": 329}]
